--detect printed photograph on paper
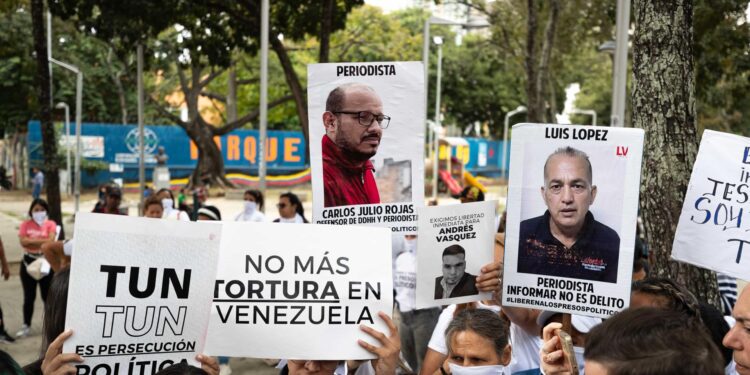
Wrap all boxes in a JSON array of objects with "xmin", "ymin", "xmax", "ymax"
[
  {"xmin": 308, "ymin": 62, "xmax": 425, "ymax": 234},
  {"xmin": 416, "ymin": 201, "xmax": 495, "ymax": 308},
  {"xmin": 502, "ymin": 124, "xmax": 644, "ymax": 318}
]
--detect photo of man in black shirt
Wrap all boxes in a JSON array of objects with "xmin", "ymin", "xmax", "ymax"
[
  {"xmin": 434, "ymin": 244, "xmax": 479, "ymax": 299},
  {"xmin": 517, "ymin": 146, "xmax": 620, "ymax": 283}
]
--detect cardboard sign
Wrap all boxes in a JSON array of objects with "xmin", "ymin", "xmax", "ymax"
[
  {"xmin": 416, "ymin": 201, "xmax": 496, "ymax": 308},
  {"xmin": 204, "ymin": 222, "xmax": 393, "ymax": 360},
  {"xmin": 64, "ymin": 214, "xmax": 221, "ymax": 373},
  {"xmin": 673, "ymin": 130, "xmax": 750, "ymax": 279},
  {"xmin": 308, "ymin": 62, "xmax": 425, "ymax": 234},
  {"xmin": 502, "ymin": 124, "xmax": 644, "ymax": 318}
]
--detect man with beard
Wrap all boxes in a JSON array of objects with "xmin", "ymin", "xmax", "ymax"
[{"xmin": 321, "ymin": 83, "xmax": 390, "ymax": 207}]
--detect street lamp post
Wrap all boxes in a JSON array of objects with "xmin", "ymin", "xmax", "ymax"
[
  {"xmin": 258, "ymin": 0, "xmax": 269, "ymax": 197},
  {"xmin": 423, "ymin": 16, "xmax": 489, "ymax": 162},
  {"xmin": 611, "ymin": 0, "xmax": 631, "ymax": 127},
  {"xmin": 49, "ymin": 57, "xmax": 82, "ymax": 213},
  {"xmin": 55, "ymin": 102, "xmax": 71, "ymax": 195},
  {"xmin": 502, "ymin": 106, "xmax": 526, "ymax": 179},
  {"xmin": 432, "ymin": 36, "xmax": 444, "ymax": 201}
]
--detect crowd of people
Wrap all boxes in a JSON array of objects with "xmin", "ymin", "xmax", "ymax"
[{"xmin": 0, "ymin": 182, "xmax": 745, "ymax": 375}]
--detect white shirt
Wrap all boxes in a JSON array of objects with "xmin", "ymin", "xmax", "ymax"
[
  {"xmin": 394, "ymin": 251, "xmax": 417, "ymax": 312},
  {"xmin": 235, "ymin": 210, "xmax": 266, "ymax": 222},
  {"xmin": 163, "ymin": 208, "xmax": 190, "ymax": 221},
  {"xmin": 507, "ymin": 322, "xmax": 543, "ymax": 374}
]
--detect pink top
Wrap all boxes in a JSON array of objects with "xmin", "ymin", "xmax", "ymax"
[{"xmin": 18, "ymin": 219, "xmax": 56, "ymax": 254}]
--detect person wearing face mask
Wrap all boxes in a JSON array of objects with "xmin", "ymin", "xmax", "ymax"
[
  {"xmin": 156, "ymin": 188, "xmax": 190, "ymax": 221},
  {"xmin": 235, "ymin": 189, "xmax": 266, "ymax": 222},
  {"xmin": 274, "ymin": 192, "xmax": 309, "ymax": 223},
  {"xmin": 16, "ymin": 198, "xmax": 57, "ymax": 338},
  {"xmin": 394, "ymin": 235, "xmax": 441, "ymax": 372},
  {"xmin": 440, "ymin": 309, "xmax": 512, "ymax": 375}
]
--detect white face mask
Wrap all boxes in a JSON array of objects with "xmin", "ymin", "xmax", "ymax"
[
  {"xmin": 161, "ymin": 198, "xmax": 174, "ymax": 211},
  {"xmin": 32, "ymin": 211, "xmax": 47, "ymax": 225},
  {"xmin": 244, "ymin": 201, "xmax": 257, "ymax": 214},
  {"xmin": 574, "ymin": 346, "xmax": 585, "ymax": 373},
  {"xmin": 448, "ymin": 363, "xmax": 505, "ymax": 375},
  {"xmin": 403, "ymin": 239, "xmax": 417, "ymax": 253}
]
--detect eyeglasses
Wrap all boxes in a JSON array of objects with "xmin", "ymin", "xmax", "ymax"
[{"xmin": 333, "ymin": 111, "xmax": 391, "ymax": 129}]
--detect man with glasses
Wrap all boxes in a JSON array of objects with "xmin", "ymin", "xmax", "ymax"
[{"xmin": 322, "ymin": 83, "xmax": 390, "ymax": 208}]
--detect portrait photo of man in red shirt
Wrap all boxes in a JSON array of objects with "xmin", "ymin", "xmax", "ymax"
[{"xmin": 321, "ymin": 83, "xmax": 391, "ymax": 208}]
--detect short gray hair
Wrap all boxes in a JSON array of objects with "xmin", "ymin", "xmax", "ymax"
[
  {"xmin": 543, "ymin": 146, "xmax": 593, "ymax": 184},
  {"xmin": 445, "ymin": 309, "xmax": 509, "ymax": 360}
]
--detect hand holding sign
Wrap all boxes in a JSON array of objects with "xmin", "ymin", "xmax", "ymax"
[
  {"xmin": 195, "ymin": 355, "xmax": 219, "ymax": 375},
  {"xmin": 42, "ymin": 330, "xmax": 83, "ymax": 375},
  {"xmin": 358, "ymin": 311, "xmax": 401, "ymax": 375},
  {"xmin": 475, "ymin": 261, "xmax": 502, "ymax": 292}
]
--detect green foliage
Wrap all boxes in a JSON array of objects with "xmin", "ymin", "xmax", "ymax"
[
  {"xmin": 0, "ymin": 6, "xmax": 36, "ymax": 135},
  {"xmin": 694, "ymin": 0, "xmax": 750, "ymax": 135}
]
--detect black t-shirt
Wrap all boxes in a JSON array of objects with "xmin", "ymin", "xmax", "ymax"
[{"xmin": 517, "ymin": 211, "xmax": 620, "ymax": 283}]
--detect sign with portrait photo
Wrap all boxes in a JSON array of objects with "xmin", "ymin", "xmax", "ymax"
[
  {"xmin": 673, "ymin": 130, "xmax": 750, "ymax": 280},
  {"xmin": 415, "ymin": 201, "xmax": 496, "ymax": 308},
  {"xmin": 501, "ymin": 124, "xmax": 644, "ymax": 318},
  {"xmin": 204, "ymin": 222, "xmax": 393, "ymax": 360},
  {"xmin": 64, "ymin": 213, "xmax": 222, "ymax": 374},
  {"xmin": 308, "ymin": 62, "xmax": 425, "ymax": 234}
]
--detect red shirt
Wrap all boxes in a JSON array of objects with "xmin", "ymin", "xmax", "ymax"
[
  {"xmin": 18, "ymin": 219, "xmax": 56, "ymax": 254},
  {"xmin": 322, "ymin": 135, "xmax": 380, "ymax": 207}
]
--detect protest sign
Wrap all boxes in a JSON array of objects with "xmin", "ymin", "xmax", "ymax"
[
  {"xmin": 204, "ymin": 222, "xmax": 393, "ymax": 360},
  {"xmin": 502, "ymin": 124, "xmax": 644, "ymax": 318},
  {"xmin": 673, "ymin": 130, "xmax": 750, "ymax": 280},
  {"xmin": 415, "ymin": 201, "xmax": 496, "ymax": 308},
  {"xmin": 308, "ymin": 62, "xmax": 425, "ymax": 234},
  {"xmin": 64, "ymin": 213, "xmax": 221, "ymax": 374}
]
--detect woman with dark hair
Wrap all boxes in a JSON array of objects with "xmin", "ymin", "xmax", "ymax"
[
  {"xmin": 16, "ymin": 198, "xmax": 56, "ymax": 338},
  {"xmin": 235, "ymin": 189, "xmax": 266, "ymax": 222},
  {"xmin": 440, "ymin": 309, "xmax": 511, "ymax": 374},
  {"xmin": 156, "ymin": 188, "xmax": 190, "ymax": 221},
  {"xmin": 274, "ymin": 192, "xmax": 308, "ymax": 223}
]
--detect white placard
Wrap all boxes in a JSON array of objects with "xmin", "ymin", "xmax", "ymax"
[
  {"xmin": 416, "ymin": 201, "xmax": 496, "ymax": 308},
  {"xmin": 204, "ymin": 222, "xmax": 393, "ymax": 360},
  {"xmin": 502, "ymin": 124, "xmax": 644, "ymax": 318},
  {"xmin": 308, "ymin": 62, "xmax": 425, "ymax": 234},
  {"xmin": 64, "ymin": 213, "xmax": 221, "ymax": 373},
  {"xmin": 673, "ymin": 130, "xmax": 750, "ymax": 280},
  {"xmin": 59, "ymin": 135, "xmax": 105, "ymax": 158}
]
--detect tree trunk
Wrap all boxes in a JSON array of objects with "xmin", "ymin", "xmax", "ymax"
[
  {"xmin": 180, "ymin": 65, "xmax": 234, "ymax": 189},
  {"xmin": 633, "ymin": 0, "xmax": 720, "ymax": 307},
  {"xmin": 319, "ymin": 0, "xmax": 334, "ymax": 63},
  {"xmin": 187, "ymin": 119, "xmax": 232, "ymax": 188},
  {"xmin": 30, "ymin": 0, "xmax": 63, "ymax": 233},
  {"xmin": 536, "ymin": 0, "xmax": 560, "ymax": 123},
  {"xmin": 525, "ymin": 0, "xmax": 540, "ymax": 122},
  {"xmin": 106, "ymin": 48, "xmax": 128, "ymax": 124}
]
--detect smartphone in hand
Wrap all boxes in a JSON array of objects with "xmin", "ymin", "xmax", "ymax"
[{"xmin": 557, "ymin": 330, "xmax": 579, "ymax": 375}]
